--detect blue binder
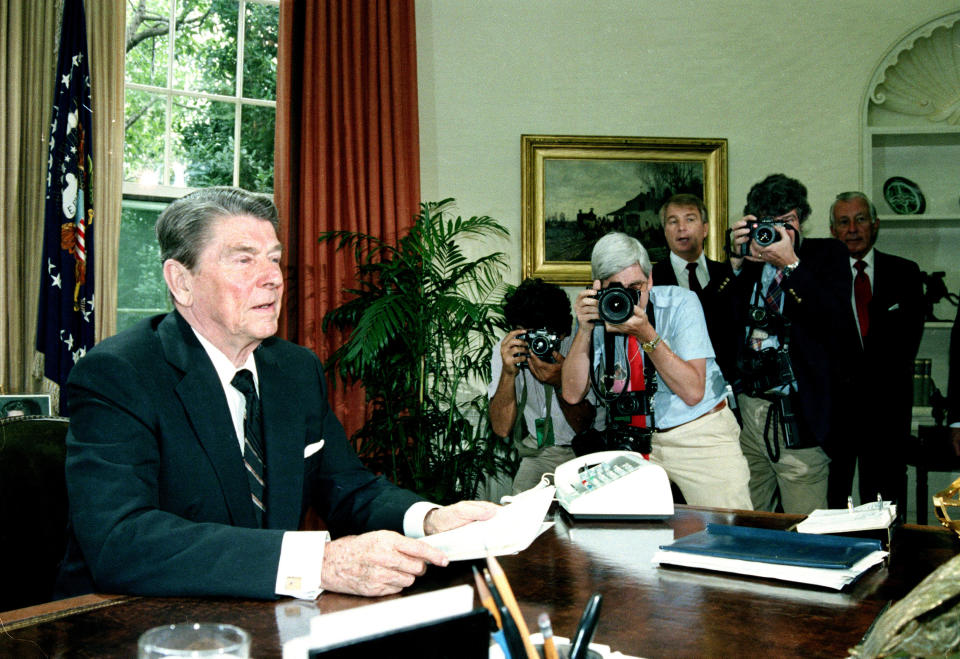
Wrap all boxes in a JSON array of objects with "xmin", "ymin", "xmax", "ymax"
[{"xmin": 660, "ymin": 524, "xmax": 883, "ymax": 570}]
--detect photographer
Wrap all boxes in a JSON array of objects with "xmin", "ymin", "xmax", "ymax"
[
  {"xmin": 727, "ymin": 173, "xmax": 851, "ymax": 514},
  {"xmin": 561, "ymin": 232, "xmax": 752, "ymax": 510},
  {"xmin": 488, "ymin": 278, "xmax": 596, "ymax": 494}
]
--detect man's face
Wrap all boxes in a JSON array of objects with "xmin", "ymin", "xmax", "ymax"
[
  {"xmin": 830, "ymin": 198, "xmax": 877, "ymax": 259},
  {"xmin": 663, "ymin": 203, "xmax": 708, "ymax": 262},
  {"xmin": 182, "ymin": 214, "xmax": 283, "ymax": 357}
]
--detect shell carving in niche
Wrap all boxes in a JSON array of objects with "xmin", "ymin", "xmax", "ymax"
[{"xmin": 870, "ymin": 13, "xmax": 960, "ymax": 125}]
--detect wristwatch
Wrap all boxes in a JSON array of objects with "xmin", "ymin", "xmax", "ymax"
[
  {"xmin": 782, "ymin": 259, "xmax": 800, "ymax": 277},
  {"xmin": 641, "ymin": 335, "xmax": 662, "ymax": 354}
]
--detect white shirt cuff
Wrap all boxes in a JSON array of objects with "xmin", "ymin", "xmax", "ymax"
[
  {"xmin": 404, "ymin": 501, "xmax": 441, "ymax": 538},
  {"xmin": 275, "ymin": 530, "xmax": 330, "ymax": 600}
]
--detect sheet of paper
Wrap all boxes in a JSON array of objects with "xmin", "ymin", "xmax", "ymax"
[
  {"xmin": 422, "ymin": 484, "xmax": 556, "ymax": 561},
  {"xmin": 796, "ymin": 501, "xmax": 896, "ymax": 534}
]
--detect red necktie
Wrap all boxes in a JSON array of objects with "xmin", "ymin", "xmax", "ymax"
[
  {"xmin": 854, "ymin": 260, "xmax": 871, "ymax": 338},
  {"xmin": 628, "ymin": 336, "xmax": 646, "ymax": 428}
]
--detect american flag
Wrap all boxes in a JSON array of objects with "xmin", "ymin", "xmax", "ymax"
[{"xmin": 36, "ymin": 0, "xmax": 95, "ymax": 396}]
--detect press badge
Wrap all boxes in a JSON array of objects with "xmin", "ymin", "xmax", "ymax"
[{"xmin": 534, "ymin": 417, "xmax": 555, "ymax": 448}]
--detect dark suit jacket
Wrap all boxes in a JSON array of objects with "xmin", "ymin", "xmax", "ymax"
[
  {"xmin": 727, "ymin": 238, "xmax": 853, "ymax": 447},
  {"xmin": 56, "ymin": 312, "xmax": 423, "ymax": 599},
  {"xmin": 839, "ymin": 250, "xmax": 924, "ymax": 443},
  {"xmin": 950, "ymin": 304, "xmax": 960, "ymax": 425},
  {"xmin": 652, "ymin": 256, "xmax": 737, "ymax": 382}
]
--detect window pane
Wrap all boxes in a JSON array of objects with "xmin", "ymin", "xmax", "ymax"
[
  {"xmin": 125, "ymin": 0, "xmax": 172, "ymax": 87},
  {"xmin": 171, "ymin": 95, "xmax": 236, "ymax": 187},
  {"xmin": 173, "ymin": 0, "xmax": 238, "ymax": 96},
  {"xmin": 124, "ymin": 89, "xmax": 167, "ymax": 184},
  {"xmin": 239, "ymin": 104, "xmax": 275, "ymax": 192},
  {"xmin": 118, "ymin": 200, "xmax": 172, "ymax": 332},
  {"xmin": 243, "ymin": 2, "xmax": 279, "ymax": 100}
]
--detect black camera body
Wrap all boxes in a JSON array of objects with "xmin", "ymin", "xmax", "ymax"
[
  {"xmin": 595, "ymin": 282, "xmax": 640, "ymax": 324},
  {"xmin": 738, "ymin": 346, "xmax": 796, "ymax": 398},
  {"xmin": 517, "ymin": 329, "xmax": 562, "ymax": 366},
  {"xmin": 739, "ymin": 217, "xmax": 783, "ymax": 256}
]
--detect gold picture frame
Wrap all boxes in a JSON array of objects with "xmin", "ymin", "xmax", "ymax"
[{"xmin": 521, "ymin": 134, "xmax": 728, "ymax": 285}]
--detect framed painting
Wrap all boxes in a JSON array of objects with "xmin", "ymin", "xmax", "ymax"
[
  {"xmin": 0, "ymin": 393, "xmax": 52, "ymax": 418},
  {"xmin": 521, "ymin": 135, "xmax": 728, "ymax": 285}
]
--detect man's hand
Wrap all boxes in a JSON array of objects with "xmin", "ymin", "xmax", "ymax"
[
  {"xmin": 499, "ymin": 328, "xmax": 529, "ymax": 375},
  {"xmin": 320, "ymin": 531, "xmax": 449, "ymax": 597},
  {"xmin": 527, "ymin": 351, "xmax": 563, "ymax": 387},
  {"xmin": 423, "ymin": 500, "xmax": 499, "ymax": 535},
  {"xmin": 573, "ymin": 281, "xmax": 601, "ymax": 332}
]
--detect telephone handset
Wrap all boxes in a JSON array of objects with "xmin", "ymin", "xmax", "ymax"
[{"xmin": 554, "ymin": 450, "xmax": 674, "ymax": 520}]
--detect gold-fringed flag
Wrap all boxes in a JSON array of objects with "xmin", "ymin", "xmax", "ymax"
[{"xmin": 37, "ymin": 0, "xmax": 95, "ymax": 397}]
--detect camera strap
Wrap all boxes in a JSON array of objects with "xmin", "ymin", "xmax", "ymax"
[{"xmin": 511, "ymin": 374, "xmax": 555, "ymax": 452}]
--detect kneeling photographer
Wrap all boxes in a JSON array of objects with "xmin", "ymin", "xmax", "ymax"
[
  {"xmin": 727, "ymin": 174, "xmax": 852, "ymax": 515},
  {"xmin": 561, "ymin": 231, "xmax": 752, "ymax": 510},
  {"xmin": 489, "ymin": 278, "xmax": 597, "ymax": 495}
]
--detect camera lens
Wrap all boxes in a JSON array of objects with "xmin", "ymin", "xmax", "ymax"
[
  {"xmin": 749, "ymin": 307, "xmax": 766, "ymax": 323},
  {"xmin": 530, "ymin": 336, "xmax": 550, "ymax": 356},
  {"xmin": 753, "ymin": 225, "xmax": 777, "ymax": 246},
  {"xmin": 598, "ymin": 288, "xmax": 634, "ymax": 324}
]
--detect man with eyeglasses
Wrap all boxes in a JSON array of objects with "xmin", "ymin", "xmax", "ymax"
[
  {"xmin": 827, "ymin": 191, "xmax": 924, "ymax": 512},
  {"xmin": 561, "ymin": 231, "xmax": 752, "ymax": 510},
  {"xmin": 726, "ymin": 174, "xmax": 851, "ymax": 514}
]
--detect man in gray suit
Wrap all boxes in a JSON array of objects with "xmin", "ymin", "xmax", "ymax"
[{"xmin": 56, "ymin": 187, "xmax": 495, "ymax": 600}]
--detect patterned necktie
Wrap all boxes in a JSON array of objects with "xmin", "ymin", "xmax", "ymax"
[
  {"xmin": 763, "ymin": 270, "xmax": 785, "ymax": 313},
  {"xmin": 231, "ymin": 369, "xmax": 266, "ymax": 525},
  {"xmin": 686, "ymin": 262, "xmax": 703, "ymax": 294},
  {"xmin": 854, "ymin": 260, "xmax": 871, "ymax": 338}
]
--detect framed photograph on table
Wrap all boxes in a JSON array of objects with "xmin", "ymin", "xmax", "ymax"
[
  {"xmin": 521, "ymin": 135, "xmax": 728, "ymax": 286},
  {"xmin": 0, "ymin": 394, "xmax": 52, "ymax": 418}
]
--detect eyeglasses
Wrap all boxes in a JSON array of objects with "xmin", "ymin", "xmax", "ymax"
[{"xmin": 834, "ymin": 216, "xmax": 874, "ymax": 229}]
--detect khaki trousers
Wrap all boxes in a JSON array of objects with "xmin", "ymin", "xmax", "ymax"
[
  {"xmin": 512, "ymin": 443, "xmax": 577, "ymax": 495},
  {"xmin": 650, "ymin": 405, "xmax": 753, "ymax": 510},
  {"xmin": 737, "ymin": 393, "xmax": 830, "ymax": 515}
]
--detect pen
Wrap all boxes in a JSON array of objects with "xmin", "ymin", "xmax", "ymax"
[
  {"xmin": 486, "ymin": 555, "xmax": 538, "ymax": 659},
  {"xmin": 569, "ymin": 593, "xmax": 603, "ymax": 659},
  {"xmin": 538, "ymin": 612, "xmax": 559, "ymax": 659},
  {"xmin": 498, "ymin": 603, "xmax": 527, "ymax": 659},
  {"xmin": 473, "ymin": 565, "xmax": 502, "ymax": 629}
]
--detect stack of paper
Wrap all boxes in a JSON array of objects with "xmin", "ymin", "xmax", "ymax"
[
  {"xmin": 652, "ymin": 524, "xmax": 888, "ymax": 590},
  {"xmin": 796, "ymin": 501, "xmax": 896, "ymax": 534}
]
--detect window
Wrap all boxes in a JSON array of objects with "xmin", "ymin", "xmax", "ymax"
[{"xmin": 119, "ymin": 0, "xmax": 278, "ymax": 331}]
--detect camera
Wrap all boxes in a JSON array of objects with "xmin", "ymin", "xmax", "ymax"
[
  {"xmin": 738, "ymin": 346, "xmax": 796, "ymax": 398},
  {"xmin": 517, "ymin": 329, "xmax": 561, "ymax": 366},
  {"xmin": 595, "ymin": 282, "xmax": 640, "ymax": 324},
  {"xmin": 739, "ymin": 217, "xmax": 783, "ymax": 256}
]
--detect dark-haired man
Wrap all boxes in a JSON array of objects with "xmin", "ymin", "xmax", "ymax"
[
  {"xmin": 827, "ymin": 191, "xmax": 924, "ymax": 509},
  {"xmin": 727, "ymin": 174, "xmax": 851, "ymax": 514},
  {"xmin": 652, "ymin": 193, "xmax": 736, "ymax": 381},
  {"xmin": 489, "ymin": 278, "xmax": 596, "ymax": 494},
  {"xmin": 57, "ymin": 187, "xmax": 496, "ymax": 601}
]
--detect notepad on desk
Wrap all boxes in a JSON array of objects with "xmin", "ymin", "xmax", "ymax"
[
  {"xmin": 796, "ymin": 501, "xmax": 896, "ymax": 534},
  {"xmin": 651, "ymin": 524, "xmax": 888, "ymax": 590}
]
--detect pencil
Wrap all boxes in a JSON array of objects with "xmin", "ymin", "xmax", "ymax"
[
  {"xmin": 486, "ymin": 554, "xmax": 538, "ymax": 659},
  {"xmin": 538, "ymin": 612, "xmax": 559, "ymax": 659},
  {"xmin": 472, "ymin": 565, "xmax": 502, "ymax": 629}
]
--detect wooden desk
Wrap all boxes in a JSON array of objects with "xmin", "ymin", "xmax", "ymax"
[{"xmin": 1, "ymin": 506, "xmax": 957, "ymax": 658}]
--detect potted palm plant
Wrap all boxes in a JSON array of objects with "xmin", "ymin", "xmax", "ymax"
[{"xmin": 319, "ymin": 199, "xmax": 514, "ymax": 503}]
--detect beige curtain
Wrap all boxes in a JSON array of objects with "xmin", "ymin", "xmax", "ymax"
[
  {"xmin": 87, "ymin": 1, "xmax": 124, "ymax": 343},
  {"xmin": 0, "ymin": 0, "xmax": 123, "ymax": 404},
  {"xmin": 0, "ymin": 0, "xmax": 59, "ymax": 396}
]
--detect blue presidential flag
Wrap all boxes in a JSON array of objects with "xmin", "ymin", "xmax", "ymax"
[{"xmin": 37, "ymin": 0, "xmax": 95, "ymax": 391}]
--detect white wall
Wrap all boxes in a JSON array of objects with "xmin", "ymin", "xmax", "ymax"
[{"xmin": 416, "ymin": 0, "xmax": 959, "ymax": 279}]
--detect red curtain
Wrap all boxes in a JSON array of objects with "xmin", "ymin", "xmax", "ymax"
[{"xmin": 275, "ymin": 0, "xmax": 420, "ymax": 441}]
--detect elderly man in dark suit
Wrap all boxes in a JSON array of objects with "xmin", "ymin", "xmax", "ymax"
[
  {"xmin": 826, "ymin": 191, "xmax": 924, "ymax": 509},
  {"xmin": 651, "ymin": 194, "xmax": 737, "ymax": 383},
  {"xmin": 56, "ymin": 187, "xmax": 495, "ymax": 601},
  {"xmin": 726, "ymin": 174, "xmax": 852, "ymax": 514}
]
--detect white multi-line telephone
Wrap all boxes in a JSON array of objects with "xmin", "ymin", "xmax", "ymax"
[{"xmin": 554, "ymin": 450, "xmax": 674, "ymax": 520}]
